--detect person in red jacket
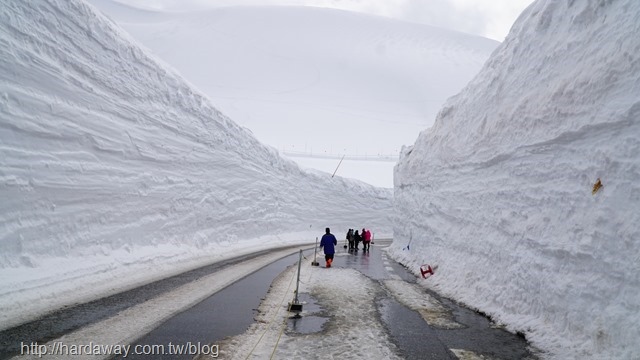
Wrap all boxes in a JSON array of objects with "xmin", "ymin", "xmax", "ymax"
[{"xmin": 362, "ymin": 228, "xmax": 372, "ymax": 251}]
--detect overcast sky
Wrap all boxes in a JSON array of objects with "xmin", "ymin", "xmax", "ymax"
[{"xmin": 114, "ymin": 0, "xmax": 536, "ymax": 41}]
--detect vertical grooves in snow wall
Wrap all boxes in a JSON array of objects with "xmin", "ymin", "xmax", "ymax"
[
  {"xmin": 391, "ymin": 0, "xmax": 639, "ymax": 359},
  {"xmin": 0, "ymin": 0, "xmax": 391, "ymax": 329}
]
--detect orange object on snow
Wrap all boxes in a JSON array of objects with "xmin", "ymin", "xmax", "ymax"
[{"xmin": 592, "ymin": 178, "xmax": 603, "ymax": 195}]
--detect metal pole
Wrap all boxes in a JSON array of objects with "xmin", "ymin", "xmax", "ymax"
[
  {"xmin": 312, "ymin": 237, "xmax": 319, "ymax": 266},
  {"xmin": 294, "ymin": 249, "xmax": 302, "ymax": 304},
  {"xmin": 331, "ymin": 155, "xmax": 345, "ymax": 178}
]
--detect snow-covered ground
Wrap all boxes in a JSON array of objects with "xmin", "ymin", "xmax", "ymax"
[
  {"xmin": 3, "ymin": 0, "xmax": 638, "ymax": 359},
  {"xmin": 0, "ymin": 0, "xmax": 392, "ymax": 330},
  {"xmin": 216, "ymin": 252, "xmax": 404, "ymax": 360},
  {"xmin": 88, "ymin": 0, "xmax": 499, "ymax": 187},
  {"xmin": 391, "ymin": 0, "xmax": 640, "ymax": 359},
  {"xmin": 213, "ymin": 246, "xmax": 479, "ymax": 360}
]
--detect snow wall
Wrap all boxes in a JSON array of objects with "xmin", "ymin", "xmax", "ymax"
[
  {"xmin": 0, "ymin": 0, "xmax": 392, "ymax": 329},
  {"xmin": 390, "ymin": 0, "xmax": 639, "ymax": 359}
]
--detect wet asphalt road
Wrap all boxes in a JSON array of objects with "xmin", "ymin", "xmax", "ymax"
[
  {"xmin": 1, "ymin": 240, "xmax": 538, "ymax": 360},
  {"xmin": 0, "ymin": 245, "xmax": 310, "ymax": 359},
  {"xmin": 120, "ymin": 250, "xmax": 315, "ymax": 360},
  {"xmin": 127, "ymin": 240, "xmax": 537, "ymax": 359},
  {"xmin": 300, "ymin": 240, "xmax": 538, "ymax": 360}
]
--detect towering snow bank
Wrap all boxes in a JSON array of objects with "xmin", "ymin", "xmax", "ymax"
[
  {"xmin": 391, "ymin": 0, "xmax": 640, "ymax": 358},
  {"xmin": 0, "ymin": 0, "xmax": 391, "ymax": 329},
  {"xmin": 88, "ymin": 0, "xmax": 499, "ymax": 187}
]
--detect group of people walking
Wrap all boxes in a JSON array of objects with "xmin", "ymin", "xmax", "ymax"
[
  {"xmin": 345, "ymin": 228, "xmax": 372, "ymax": 251},
  {"xmin": 319, "ymin": 227, "xmax": 374, "ymax": 268}
]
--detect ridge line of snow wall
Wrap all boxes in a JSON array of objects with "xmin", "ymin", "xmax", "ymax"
[
  {"xmin": 0, "ymin": 0, "xmax": 392, "ymax": 329},
  {"xmin": 389, "ymin": 0, "xmax": 640, "ymax": 359}
]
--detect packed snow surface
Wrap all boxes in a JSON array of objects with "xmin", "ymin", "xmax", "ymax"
[
  {"xmin": 88, "ymin": 0, "xmax": 499, "ymax": 187},
  {"xmin": 214, "ymin": 248, "xmax": 456, "ymax": 360},
  {"xmin": 390, "ymin": 0, "xmax": 640, "ymax": 359},
  {"xmin": 0, "ymin": 0, "xmax": 392, "ymax": 329}
]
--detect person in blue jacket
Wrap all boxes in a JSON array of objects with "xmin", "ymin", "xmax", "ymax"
[{"xmin": 319, "ymin": 227, "xmax": 337, "ymax": 268}]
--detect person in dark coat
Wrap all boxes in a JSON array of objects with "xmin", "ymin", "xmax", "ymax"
[
  {"xmin": 320, "ymin": 227, "xmax": 338, "ymax": 268},
  {"xmin": 346, "ymin": 228, "xmax": 354, "ymax": 250},
  {"xmin": 353, "ymin": 230, "xmax": 362, "ymax": 250}
]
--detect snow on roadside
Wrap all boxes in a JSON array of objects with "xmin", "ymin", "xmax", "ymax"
[
  {"xmin": 10, "ymin": 247, "xmax": 307, "ymax": 360},
  {"xmin": 211, "ymin": 247, "xmax": 485, "ymax": 359},
  {"xmin": 0, "ymin": 236, "xmax": 309, "ymax": 333},
  {"xmin": 213, "ymin": 262, "xmax": 402, "ymax": 360},
  {"xmin": 383, "ymin": 279, "xmax": 463, "ymax": 330}
]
